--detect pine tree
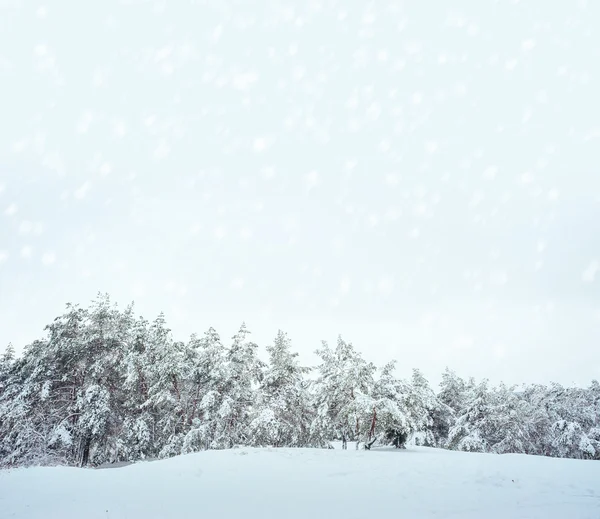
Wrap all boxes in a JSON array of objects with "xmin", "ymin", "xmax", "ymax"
[
  {"xmin": 438, "ymin": 368, "xmax": 469, "ymax": 413},
  {"xmin": 251, "ymin": 330, "xmax": 313, "ymax": 447},
  {"xmin": 0, "ymin": 343, "xmax": 15, "ymax": 391},
  {"xmin": 371, "ymin": 361, "xmax": 411, "ymax": 448},
  {"xmin": 447, "ymin": 380, "xmax": 491, "ymax": 452},
  {"xmin": 211, "ymin": 323, "xmax": 264, "ymax": 448},
  {"xmin": 120, "ymin": 315, "xmax": 155, "ymax": 460},
  {"xmin": 313, "ymin": 336, "xmax": 376, "ymax": 449},
  {"xmin": 180, "ymin": 327, "xmax": 227, "ymax": 453}
]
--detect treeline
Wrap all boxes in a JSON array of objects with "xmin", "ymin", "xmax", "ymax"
[{"xmin": 0, "ymin": 294, "xmax": 598, "ymax": 467}]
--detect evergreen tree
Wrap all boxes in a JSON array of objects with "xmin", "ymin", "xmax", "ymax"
[
  {"xmin": 312, "ymin": 336, "xmax": 376, "ymax": 449},
  {"xmin": 404, "ymin": 369, "xmax": 453, "ymax": 447},
  {"xmin": 438, "ymin": 368, "xmax": 469, "ymax": 413},
  {"xmin": 447, "ymin": 380, "xmax": 492, "ymax": 452},
  {"xmin": 211, "ymin": 323, "xmax": 264, "ymax": 448},
  {"xmin": 180, "ymin": 327, "xmax": 227, "ymax": 453},
  {"xmin": 251, "ymin": 330, "xmax": 313, "ymax": 447},
  {"xmin": 371, "ymin": 361, "xmax": 412, "ymax": 449}
]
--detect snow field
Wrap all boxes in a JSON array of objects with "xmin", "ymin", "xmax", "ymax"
[{"xmin": 1, "ymin": 445, "xmax": 599, "ymax": 519}]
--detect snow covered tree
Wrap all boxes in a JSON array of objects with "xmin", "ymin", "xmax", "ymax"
[
  {"xmin": 180, "ymin": 327, "xmax": 228, "ymax": 453},
  {"xmin": 312, "ymin": 336, "xmax": 376, "ymax": 449},
  {"xmin": 72, "ymin": 295, "xmax": 133, "ymax": 465},
  {"xmin": 210, "ymin": 323, "xmax": 264, "ymax": 449},
  {"xmin": 484, "ymin": 384, "xmax": 536, "ymax": 455},
  {"xmin": 533, "ymin": 382, "xmax": 600, "ymax": 460},
  {"xmin": 370, "ymin": 361, "xmax": 412, "ymax": 449},
  {"xmin": 251, "ymin": 330, "xmax": 313, "ymax": 447},
  {"xmin": 119, "ymin": 316, "xmax": 156, "ymax": 460},
  {"xmin": 446, "ymin": 382, "xmax": 537, "ymax": 455},
  {"xmin": 438, "ymin": 368, "xmax": 470, "ymax": 413},
  {"xmin": 402, "ymin": 369, "xmax": 453, "ymax": 447},
  {"xmin": 143, "ymin": 313, "xmax": 188, "ymax": 458},
  {"xmin": 0, "ymin": 343, "xmax": 15, "ymax": 387},
  {"xmin": 447, "ymin": 380, "xmax": 492, "ymax": 452}
]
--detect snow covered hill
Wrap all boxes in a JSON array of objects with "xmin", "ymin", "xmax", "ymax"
[{"xmin": 1, "ymin": 446, "xmax": 599, "ymax": 519}]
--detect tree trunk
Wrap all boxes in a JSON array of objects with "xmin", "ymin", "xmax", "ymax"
[
  {"xmin": 188, "ymin": 384, "xmax": 201, "ymax": 425},
  {"xmin": 80, "ymin": 437, "xmax": 91, "ymax": 467},
  {"xmin": 363, "ymin": 408, "xmax": 378, "ymax": 450},
  {"xmin": 368, "ymin": 408, "xmax": 377, "ymax": 441}
]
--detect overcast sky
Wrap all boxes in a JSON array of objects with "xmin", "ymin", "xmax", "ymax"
[{"xmin": 1, "ymin": 1, "xmax": 599, "ymax": 386}]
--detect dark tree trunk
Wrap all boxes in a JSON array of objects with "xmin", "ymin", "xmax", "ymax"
[
  {"xmin": 80, "ymin": 437, "xmax": 91, "ymax": 467},
  {"xmin": 364, "ymin": 409, "xmax": 378, "ymax": 450}
]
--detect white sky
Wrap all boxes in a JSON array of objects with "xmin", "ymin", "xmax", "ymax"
[{"xmin": 1, "ymin": 1, "xmax": 599, "ymax": 387}]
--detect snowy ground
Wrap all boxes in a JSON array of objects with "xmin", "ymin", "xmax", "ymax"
[{"xmin": 1, "ymin": 445, "xmax": 599, "ymax": 519}]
